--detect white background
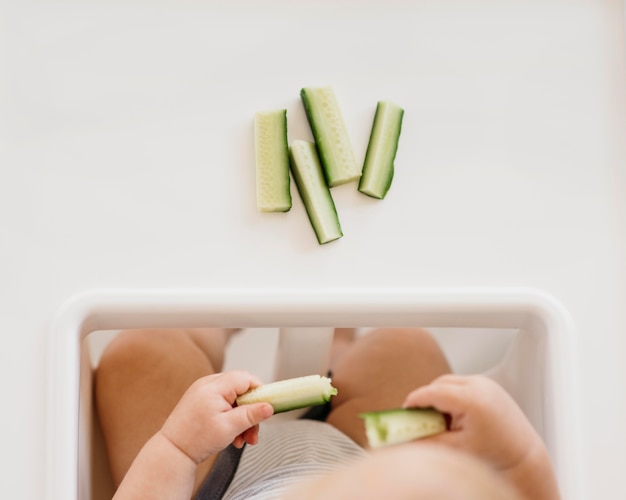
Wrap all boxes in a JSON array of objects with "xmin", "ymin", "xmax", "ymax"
[{"xmin": 1, "ymin": 1, "xmax": 625, "ymax": 498}]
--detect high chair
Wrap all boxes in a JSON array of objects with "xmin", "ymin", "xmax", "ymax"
[{"xmin": 46, "ymin": 287, "xmax": 583, "ymax": 500}]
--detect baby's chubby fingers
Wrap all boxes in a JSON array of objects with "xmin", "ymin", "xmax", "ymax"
[
  {"xmin": 160, "ymin": 370, "xmax": 274, "ymax": 464},
  {"xmin": 233, "ymin": 422, "xmax": 265, "ymax": 449},
  {"xmin": 240, "ymin": 424, "xmax": 260, "ymax": 446},
  {"xmin": 403, "ymin": 378, "xmax": 469, "ymax": 416},
  {"xmin": 223, "ymin": 403, "xmax": 273, "ymax": 447},
  {"xmin": 208, "ymin": 370, "xmax": 266, "ymax": 403}
]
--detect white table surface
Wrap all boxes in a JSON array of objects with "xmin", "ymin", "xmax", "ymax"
[{"xmin": 1, "ymin": 1, "xmax": 625, "ymax": 498}]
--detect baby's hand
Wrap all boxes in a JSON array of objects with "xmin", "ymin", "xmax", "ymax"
[
  {"xmin": 403, "ymin": 374, "xmax": 544, "ymax": 473},
  {"xmin": 404, "ymin": 375, "xmax": 560, "ymax": 499},
  {"xmin": 160, "ymin": 371, "xmax": 274, "ymax": 464}
]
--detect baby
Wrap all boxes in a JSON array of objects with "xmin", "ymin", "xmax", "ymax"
[{"xmin": 95, "ymin": 328, "xmax": 560, "ymax": 499}]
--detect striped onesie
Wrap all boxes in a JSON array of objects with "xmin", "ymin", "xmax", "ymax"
[{"xmin": 194, "ymin": 419, "xmax": 366, "ymax": 499}]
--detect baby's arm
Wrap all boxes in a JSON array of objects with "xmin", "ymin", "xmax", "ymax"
[
  {"xmin": 404, "ymin": 374, "xmax": 560, "ymax": 500},
  {"xmin": 113, "ymin": 371, "xmax": 274, "ymax": 500}
]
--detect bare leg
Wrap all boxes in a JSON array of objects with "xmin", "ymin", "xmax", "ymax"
[
  {"xmin": 94, "ymin": 328, "xmax": 232, "ymax": 494},
  {"xmin": 327, "ymin": 328, "xmax": 451, "ymax": 448},
  {"xmin": 329, "ymin": 328, "xmax": 357, "ymax": 370}
]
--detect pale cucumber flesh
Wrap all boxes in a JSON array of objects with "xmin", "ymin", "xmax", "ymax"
[
  {"xmin": 255, "ymin": 109, "xmax": 292, "ymax": 212},
  {"xmin": 300, "ymin": 86, "xmax": 361, "ymax": 187},
  {"xmin": 236, "ymin": 374, "xmax": 338, "ymax": 413},
  {"xmin": 360, "ymin": 408, "xmax": 446, "ymax": 448}
]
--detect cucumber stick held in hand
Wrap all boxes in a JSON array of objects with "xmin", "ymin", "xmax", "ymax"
[
  {"xmin": 360, "ymin": 407, "xmax": 446, "ymax": 448},
  {"xmin": 236, "ymin": 374, "xmax": 338, "ymax": 413},
  {"xmin": 236, "ymin": 374, "xmax": 445, "ymax": 448}
]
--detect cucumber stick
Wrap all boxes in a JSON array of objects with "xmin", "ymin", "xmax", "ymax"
[
  {"xmin": 300, "ymin": 86, "xmax": 361, "ymax": 187},
  {"xmin": 360, "ymin": 408, "xmax": 446, "ymax": 448},
  {"xmin": 358, "ymin": 100, "xmax": 404, "ymax": 199},
  {"xmin": 254, "ymin": 109, "xmax": 292, "ymax": 212},
  {"xmin": 289, "ymin": 140, "xmax": 343, "ymax": 244},
  {"xmin": 236, "ymin": 374, "xmax": 338, "ymax": 413}
]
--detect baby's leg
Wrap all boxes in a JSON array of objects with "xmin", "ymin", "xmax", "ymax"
[
  {"xmin": 94, "ymin": 328, "xmax": 232, "ymax": 493},
  {"xmin": 326, "ymin": 328, "xmax": 451, "ymax": 448}
]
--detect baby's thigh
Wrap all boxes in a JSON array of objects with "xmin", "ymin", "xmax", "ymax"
[
  {"xmin": 326, "ymin": 328, "xmax": 450, "ymax": 447},
  {"xmin": 95, "ymin": 329, "xmax": 226, "ymax": 491}
]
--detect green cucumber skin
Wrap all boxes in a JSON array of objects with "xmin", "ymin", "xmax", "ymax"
[
  {"xmin": 289, "ymin": 140, "xmax": 343, "ymax": 245},
  {"xmin": 358, "ymin": 101, "xmax": 404, "ymax": 199},
  {"xmin": 359, "ymin": 407, "xmax": 445, "ymax": 424},
  {"xmin": 360, "ymin": 407, "xmax": 440, "ymax": 419},
  {"xmin": 255, "ymin": 109, "xmax": 292, "ymax": 212},
  {"xmin": 300, "ymin": 87, "xmax": 361, "ymax": 187},
  {"xmin": 270, "ymin": 390, "xmax": 337, "ymax": 413}
]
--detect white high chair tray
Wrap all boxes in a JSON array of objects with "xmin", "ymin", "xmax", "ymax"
[{"xmin": 1, "ymin": 1, "xmax": 625, "ymax": 499}]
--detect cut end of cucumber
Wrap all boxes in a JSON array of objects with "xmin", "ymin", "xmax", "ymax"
[
  {"xmin": 358, "ymin": 182, "xmax": 392, "ymax": 200},
  {"xmin": 236, "ymin": 374, "xmax": 338, "ymax": 414},
  {"xmin": 359, "ymin": 408, "xmax": 446, "ymax": 448}
]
